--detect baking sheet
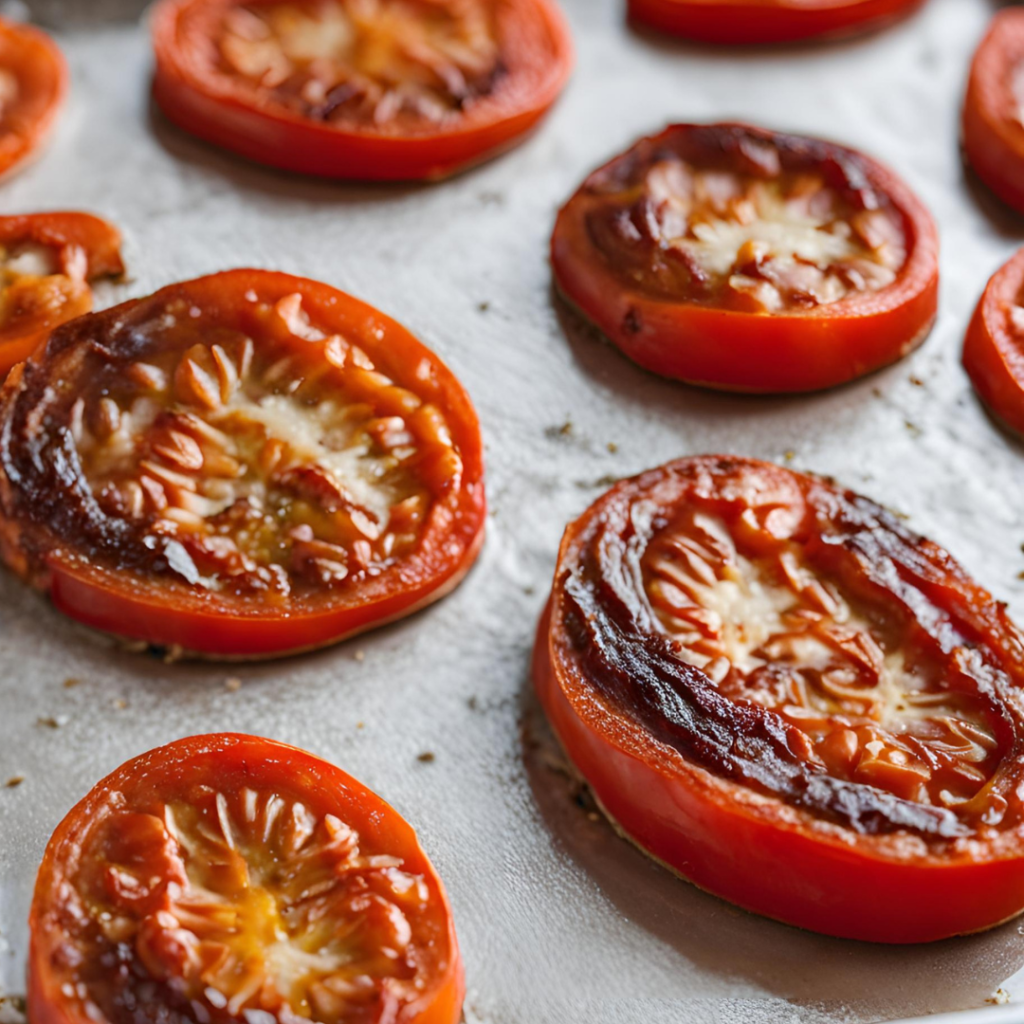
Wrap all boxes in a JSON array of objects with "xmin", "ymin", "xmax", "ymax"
[{"xmin": 2, "ymin": 0, "xmax": 1024, "ymax": 1021}]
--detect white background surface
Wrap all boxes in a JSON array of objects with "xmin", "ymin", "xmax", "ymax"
[{"xmin": 2, "ymin": 0, "xmax": 1024, "ymax": 1021}]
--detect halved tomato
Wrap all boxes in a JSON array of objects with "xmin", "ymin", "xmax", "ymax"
[
  {"xmin": 28, "ymin": 733, "xmax": 464, "ymax": 1024},
  {"xmin": 0, "ymin": 212, "xmax": 125, "ymax": 381},
  {"xmin": 963, "ymin": 9, "xmax": 1024, "ymax": 216},
  {"xmin": 0, "ymin": 268, "xmax": 486, "ymax": 659},
  {"xmin": 963, "ymin": 247, "xmax": 1024, "ymax": 437},
  {"xmin": 534, "ymin": 455, "xmax": 1024, "ymax": 943},
  {"xmin": 151, "ymin": 0, "xmax": 574, "ymax": 181},
  {"xmin": 551, "ymin": 123, "xmax": 939, "ymax": 393},
  {"xmin": 0, "ymin": 17, "xmax": 67, "ymax": 179},
  {"xmin": 627, "ymin": 0, "xmax": 927, "ymax": 45}
]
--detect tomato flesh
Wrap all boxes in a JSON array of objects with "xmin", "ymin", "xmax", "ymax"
[
  {"xmin": 963, "ymin": 247, "xmax": 1024, "ymax": 438},
  {"xmin": 152, "ymin": 0, "xmax": 573, "ymax": 180},
  {"xmin": 552, "ymin": 123, "xmax": 939, "ymax": 393},
  {"xmin": 0, "ymin": 212, "xmax": 124, "ymax": 380},
  {"xmin": 535, "ymin": 456, "xmax": 1024, "ymax": 942},
  {"xmin": 0, "ymin": 17, "xmax": 67, "ymax": 178},
  {"xmin": 963, "ymin": 9, "xmax": 1024, "ymax": 216},
  {"xmin": 627, "ymin": 0, "xmax": 928, "ymax": 45},
  {"xmin": 28, "ymin": 734, "xmax": 464, "ymax": 1024},
  {"xmin": 0, "ymin": 269, "xmax": 486, "ymax": 658}
]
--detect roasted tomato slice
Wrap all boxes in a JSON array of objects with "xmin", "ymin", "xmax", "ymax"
[
  {"xmin": 151, "ymin": 0, "xmax": 573, "ymax": 181},
  {"xmin": 0, "ymin": 269, "xmax": 486, "ymax": 659},
  {"xmin": 963, "ymin": 247, "xmax": 1024, "ymax": 437},
  {"xmin": 963, "ymin": 9, "xmax": 1024, "ymax": 216},
  {"xmin": 0, "ymin": 17, "xmax": 67, "ymax": 179},
  {"xmin": 0, "ymin": 212, "xmax": 125, "ymax": 380},
  {"xmin": 28, "ymin": 733, "xmax": 464, "ymax": 1024},
  {"xmin": 551, "ymin": 123, "xmax": 939, "ymax": 393},
  {"xmin": 627, "ymin": 0, "xmax": 927, "ymax": 45},
  {"xmin": 533, "ymin": 455, "xmax": 1024, "ymax": 943}
]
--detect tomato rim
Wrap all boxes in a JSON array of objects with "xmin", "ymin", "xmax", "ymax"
[
  {"xmin": 0, "ymin": 211, "xmax": 125, "ymax": 381},
  {"xmin": 551, "ymin": 122, "xmax": 940, "ymax": 394},
  {"xmin": 963, "ymin": 9, "xmax": 1024, "ymax": 216},
  {"xmin": 28, "ymin": 732, "xmax": 465, "ymax": 1024},
  {"xmin": 0, "ymin": 268, "xmax": 487, "ymax": 660},
  {"xmin": 963, "ymin": 247, "xmax": 1024, "ymax": 438},
  {"xmin": 626, "ymin": 0, "xmax": 928, "ymax": 45},
  {"xmin": 0, "ymin": 17, "xmax": 67, "ymax": 180},
  {"xmin": 150, "ymin": 0, "xmax": 575, "ymax": 181},
  {"xmin": 534, "ymin": 455, "xmax": 1024, "ymax": 943}
]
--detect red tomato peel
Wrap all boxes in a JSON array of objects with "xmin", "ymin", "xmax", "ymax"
[
  {"xmin": 151, "ymin": 0, "xmax": 574, "ymax": 181},
  {"xmin": 551, "ymin": 123, "xmax": 939, "ymax": 394},
  {"xmin": 28, "ymin": 733, "xmax": 464, "ymax": 1024},
  {"xmin": 0, "ymin": 269, "xmax": 486, "ymax": 659},
  {"xmin": 534, "ymin": 455, "xmax": 1024, "ymax": 943}
]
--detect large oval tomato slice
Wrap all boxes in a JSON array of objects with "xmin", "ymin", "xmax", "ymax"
[
  {"xmin": 0, "ymin": 269, "xmax": 486, "ymax": 659},
  {"xmin": 551, "ymin": 123, "xmax": 939, "ymax": 393},
  {"xmin": 0, "ymin": 212, "xmax": 124, "ymax": 380},
  {"xmin": 534, "ymin": 455, "xmax": 1024, "ymax": 943},
  {"xmin": 0, "ymin": 17, "xmax": 66, "ymax": 179},
  {"xmin": 963, "ymin": 9, "xmax": 1024, "ymax": 216},
  {"xmin": 151, "ymin": 0, "xmax": 573, "ymax": 181},
  {"xmin": 28, "ymin": 733, "xmax": 464, "ymax": 1024},
  {"xmin": 963, "ymin": 247, "xmax": 1024, "ymax": 437},
  {"xmin": 627, "ymin": 0, "xmax": 927, "ymax": 45}
]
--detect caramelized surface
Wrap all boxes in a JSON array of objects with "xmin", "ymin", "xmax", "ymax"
[
  {"xmin": 578, "ymin": 124, "xmax": 908, "ymax": 311},
  {"xmin": 211, "ymin": 0, "xmax": 503, "ymax": 131},
  {"xmin": 557, "ymin": 457, "xmax": 1024, "ymax": 840}
]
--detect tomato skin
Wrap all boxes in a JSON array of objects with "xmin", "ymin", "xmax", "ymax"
[
  {"xmin": 551, "ymin": 123, "xmax": 939, "ymax": 394},
  {"xmin": 0, "ymin": 268, "xmax": 487, "ymax": 659},
  {"xmin": 627, "ymin": 0, "xmax": 927, "ymax": 45},
  {"xmin": 962, "ymin": 248, "xmax": 1024, "ymax": 438},
  {"xmin": 0, "ymin": 212, "xmax": 124, "ymax": 381},
  {"xmin": 0, "ymin": 17, "xmax": 67, "ymax": 179},
  {"xmin": 28, "ymin": 733, "xmax": 465, "ymax": 1024},
  {"xmin": 150, "ymin": 0, "xmax": 573, "ymax": 182},
  {"xmin": 534, "ymin": 456, "xmax": 1024, "ymax": 943},
  {"xmin": 963, "ymin": 10, "xmax": 1024, "ymax": 216}
]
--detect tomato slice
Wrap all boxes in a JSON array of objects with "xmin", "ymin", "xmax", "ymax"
[
  {"xmin": 963, "ymin": 9, "xmax": 1024, "ymax": 216},
  {"xmin": 0, "ymin": 269, "xmax": 486, "ymax": 658},
  {"xmin": 962, "ymin": 247, "xmax": 1024, "ymax": 437},
  {"xmin": 534, "ymin": 455, "xmax": 1024, "ymax": 943},
  {"xmin": 28, "ymin": 733, "xmax": 464, "ymax": 1024},
  {"xmin": 627, "ymin": 0, "xmax": 927, "ymax": 44},
  {"xmin": 0, "ymin": 17, "xmax": 67, "ymax": 179},
  {"xmin": 0, "ymin": 212, "xmax": 125, "ymax": 381},
  {"xmin": 551, "ymin": 123, "xmax": 939, "ymax": 394},
  {"xmin": 151, "ymin": 0, "xmax": 573, "ymax": 181}
]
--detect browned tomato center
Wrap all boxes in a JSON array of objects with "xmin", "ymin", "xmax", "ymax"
[
  {"xmin": 66, "ymin": 290, "xmax": 460, "ymax": 602},
  {"xmin": 64, "ymin": 784, "xmax": 442, "ymax": 1024},
  {"xmin": 0, "ymin": 239, "xmax": 84, "ymax": 332},
  {"xmin": 582, "ymin": 127, "xmax": 907, "ymax": 312},
  {"xmin": 213, "ymin": 0, "xmax": 502, "ymax": 129},
  {"xmin": 643, "ymin": 509, "xmax": 1003, "ymax": 816}
]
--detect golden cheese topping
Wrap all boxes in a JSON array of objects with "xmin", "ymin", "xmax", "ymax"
[
  {"xmin": 68, "ymin": 290, "xmax": 458, "ymax": 602},
  {"xmin": 643, "ymin": 509, "xmax": 1003, "ymax": 817},
  {"xmin": 214, "ymin": 0, "xmax": 502, "ymax": 130},
  {"xmin": 581, "ymin": 124, "xmax": 910, "ymax": 313}
]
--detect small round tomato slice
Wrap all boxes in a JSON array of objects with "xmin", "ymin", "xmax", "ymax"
[
  {"xmin": 963, "ymin": 9, "xmax": 1024, "ymax": 216},
  {"xmin": 28, "ymin": 733, "xmax": 464, "ymax": 1024},
  {"xmin": 534, "ymin": 455, "xmax": 1024, "ymax": 943},
  {"xmin": 0, "ymin": 269, "xmax": 486, "ymax": 659},
  {"xmin": 151, "ymin": 0, "xmax": 573, "ymax": 181},
  {"xmin": 0, "ymin": 212, "xmax": 125, "ymax": 380},
  {"xmin": 963, "ymin": 248, "xmax": 1024, "ymax": 437},
  {"xmin": 627, "ymin": 0, "xmax": 927, "ymax": 45},
  {"xmin": 0, "ymin": 17, "xmax": 67, "ymax": 179},
  {"xmin": 551, "ymin": 123, "xmax": 939, "ymax": 393}
]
